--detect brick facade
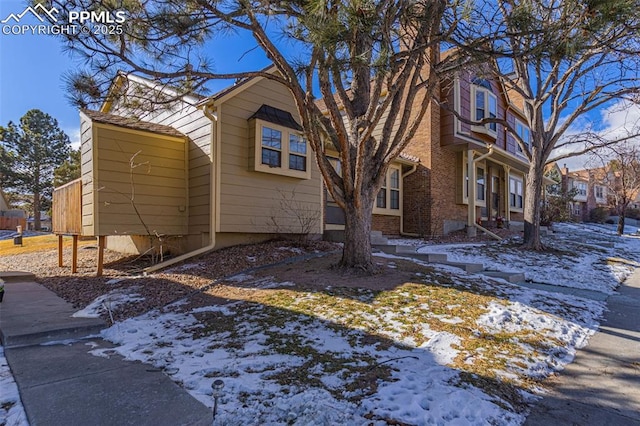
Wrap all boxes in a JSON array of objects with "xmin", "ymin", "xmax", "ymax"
[
  {"xmin": 372, "ymin": 215, "xmax": 401, "ymax": 236},
  {"xmin": 321, "ymin": 53, "xmax": 532, "ymax": 238}
]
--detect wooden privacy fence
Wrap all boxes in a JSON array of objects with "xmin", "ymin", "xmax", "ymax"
[
  {"xmin": 52, "ymin": 178, "xmax": 106, "ymax": 276},
  {"xmin": 0, "ymin": 217, "xmax": 26, "ymax": 231},
  {"xmin": 52, "ymin": 178, "xmax": 82, "ymax": 235}
]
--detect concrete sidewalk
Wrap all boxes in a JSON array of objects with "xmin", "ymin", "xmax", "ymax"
[
  {"xmin": 0, "ymin": 273, "xmax": 211, "ymax": 426},
  {"xmin": 525, "ymin": 268, "xmax": 640, "ymax": 425}
]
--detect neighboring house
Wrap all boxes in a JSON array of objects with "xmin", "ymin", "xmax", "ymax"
[
  {"xmin": 560, "ymin": 165, "xmax": 609, "ymax": 221},
  {"xmin": 323, "ymin": 62, "xmax": 532, "ymax": 238},
  {"xmin": 398, "ymin": 67, "xmax": 531, "ymax": 236},
  {"xmin": 0, "ymin": 187, "xmax": 27, "ymax": 231},
  {"xmin": 54, "ymin": 55, "xmax": 537, "ymax": 258},
  {"xmin": 27, "ymin": 211, "xmax": 52, "ymax": 231}
]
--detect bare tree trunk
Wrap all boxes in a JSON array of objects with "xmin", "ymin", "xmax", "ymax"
[
  {"xmin": 33, "ymin": 190, "xmax": 41, "ymax": 231},
  {"xmin": 523, "ymin": 166, "xmax": 544, "ymax": 250},
  {"xmin": 617, "ymin": 206, "xmax": 626, "ymax": 235},
  {"xmin": 340, "ymin": 198, "xmax": 375, "ymax": 272}
]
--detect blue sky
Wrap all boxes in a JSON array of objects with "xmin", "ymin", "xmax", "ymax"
[
  {"xmin": 0, "ymin": 0, "xmax": 272, "ymax": 147},
  {"xmin": 0, "ymin": 1, "xmax": 84, "ymax": 142},
  {"xmin": 1, "ymin": 1, "xmax": 636, "ymax": 171}
]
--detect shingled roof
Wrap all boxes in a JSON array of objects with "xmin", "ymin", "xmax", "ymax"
[
  {"xmin": 249, "ymin": 104, "xmax": 303, "ymax": 131},
  {"xmin": 81, "ymin": 109, "xmax": 185, "ymax": 139}
]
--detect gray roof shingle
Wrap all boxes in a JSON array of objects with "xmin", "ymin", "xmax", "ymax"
[{"xmin": 81, "ymin": 109, "xmax": 185, "ymax": 139}]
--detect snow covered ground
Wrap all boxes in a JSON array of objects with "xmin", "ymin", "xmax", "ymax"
[
  {"xmin": 413, "ymin": 222, "xmax": 640, "ymax": 295},
  {"xmin": 1, "ymin": 222, "xmax": 638, "ymax": 425},
  {"xmin": 0, "ymin": 346, "xmax": 28, "ymax": 426},
  {"xmin": 88, "ymin": 223, "xmax": 635, "ymax": 425}
]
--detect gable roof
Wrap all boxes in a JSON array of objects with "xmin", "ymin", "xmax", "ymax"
[
  {"xmin": 197, "ymin": 65, "xmax": 279, "ymax": 107},
  {"xmin": 81, "ymin": 109, "xmax": 185, "ymax": 139},
  {"xmin": 101, "ymin": 72, "xmax": 206, "ymax": 114}
]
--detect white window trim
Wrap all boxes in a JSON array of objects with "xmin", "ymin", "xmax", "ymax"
[
  {"xmin": 461, "ymin": 152, "xmax": 487, "ymax": 206},
  {"xmin": 250, "ymin": 119, "xmax": 311, "ymax": 179},
  {"xmin": 476, "ymin": 164, "xmax": 487, "ymax": 206},
  {"xmin": 373, "ymin": 166, "xmax": 402, "ymax": 216},
  {"xmin": 471, "ymin": 85, "xmax": 498, "ymax": 138},
  {"xmin": 509, "ymin": 175, "xmax": 524, "ymax": 211},
  {"xmin": 595, "ymin": 185, "xmax": 605, "ymax": 200},
  {"xmin": 574, "ymin": 181, "xmax": 587, "ymax": 197}
]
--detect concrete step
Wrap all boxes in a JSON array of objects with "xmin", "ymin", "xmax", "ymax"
[
  {"xmin": 440, "ymin": 261, "xmax": 485, "ymax": 273},
  {"xmin": 370, "ymin": 236, "xmax": 389, "ymax": 245},
  {"xmin": 481, "ymin": 270, "xmax": 526, "ymax": 283},
  {"xmin": 395, "ymin": 245, "xmax": 418, "ymax": 254},
  {"xmin": 370, "ymin": 230, "xmax": 383, "ymax": 238},
  {"xmin": 407, "ymin": 252, "xmax": 449, "ymax": 263},
  {"xmin": 0, "ymin": 271, "xmax": 36, "ymax": 282},
  {"xmin": 372, "ymin": 244, "xmax": 396, "ymax": 254}
]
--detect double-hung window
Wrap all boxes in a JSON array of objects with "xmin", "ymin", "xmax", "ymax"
[
  {"xmin": 595, "ymin": 186, "xmax": 604, "ymax": 199},
  {"xmin": 288, "ymin": 133, "xmax": 307, "ymax": 171},
  {"xmin": 509, "ymin": 176, "xmax": 523, "ymax": 209},
  {"xmin": 515, "ymin": 120, "xmax": 531, "ymax": 155},
  {"xmin": 476, "ymin": 166, "xmax": 486, "ymax": 202},
  {"xmin": 375, "ymin": 167, "xmax": 401, "ymax": 214},
  {"xmin": 261, "ymin": 127, "xmax": 282, "ymax": 168},
  {"xmin": 472, "ymin": 83, "xmax": 498, "ymax": 135}
]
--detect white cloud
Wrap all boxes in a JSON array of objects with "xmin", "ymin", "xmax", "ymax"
[
  {"xmin": 550, "ymin": 100, "xmax": 640, "ymax": 171},
  {"xmin": 64, "ymin": 126, "xmax": 81, "ymax": 149}
]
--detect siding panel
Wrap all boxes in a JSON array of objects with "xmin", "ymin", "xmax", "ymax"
[{"xmin": 218, "ymin": 78, "xmax": 322, "ymax": 234}]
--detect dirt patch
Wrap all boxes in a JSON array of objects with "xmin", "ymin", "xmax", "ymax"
[
  {"xmin": 231, "ymin": 253, "xmax": 433, "ymax": 292},
  {"xmin": 1, "ymin": 239, "xmax": 339, "ymax": 321}
]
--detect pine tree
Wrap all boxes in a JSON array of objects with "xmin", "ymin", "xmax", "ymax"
[
  {"xmin": 54, "ymin": 148, "xmax": 81, "ymax": 187},
  {"xmin": 0, "ymin": 110, "xmax": 70, "ymax": 230}
]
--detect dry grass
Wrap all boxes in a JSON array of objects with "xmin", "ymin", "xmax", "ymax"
[{"xmin": 0, "ymin": 234, "xmax": 94, "ymax": 256}]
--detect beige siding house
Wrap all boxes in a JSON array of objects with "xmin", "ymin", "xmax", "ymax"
[{"xmin": 73, "ymin": 71, "xmax": 322, "ymax": 260}]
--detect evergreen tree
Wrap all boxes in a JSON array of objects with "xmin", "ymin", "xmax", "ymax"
[
  {"xmin": 0, "ymin": 110, "xmax": 70, "ymax": 230},
  {"xmin": 54, "ymin": 148, "xmax": 81, "ymax": 187}
]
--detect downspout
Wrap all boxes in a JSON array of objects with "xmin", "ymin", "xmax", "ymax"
[
  {"xmin": 470, "ymin": 144, "xmax": 501, "ymax": 241},
  {"xmin": 143, "ymin": 105, "xmax": 218, "ymax": 274},
  {"xmin": 399, "ymin": 164, "xmax": 421, "ymax": 237}
]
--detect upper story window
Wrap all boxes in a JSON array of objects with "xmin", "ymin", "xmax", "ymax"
[
  {"xmin": 471, "ymin": 79, "xmax": 497, "ymax": 136},
  {"xmin": 574, "ymin": 181, "xmax": 587, "ymax": 196},
  {"xmin": 515, "ymin": 119, "xmax": 531, "ymax": 155},
  {"xmin": 325, "ymin": 156, "xmax": 342, "ymax": 203},
  {"xmin": 595, "ymin": 185, "xmax": 604, "ymax": 199},
  {"xmin": 249, "ymin": 105, "xmax": 310, "ymax": 179},
  {"xmin": 288, "ymin": 134, "xmax": 307, "ymax": 171},
  {"xmin": 261, "ymin": 127, "xmax": 282, "ymax": 167}
]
